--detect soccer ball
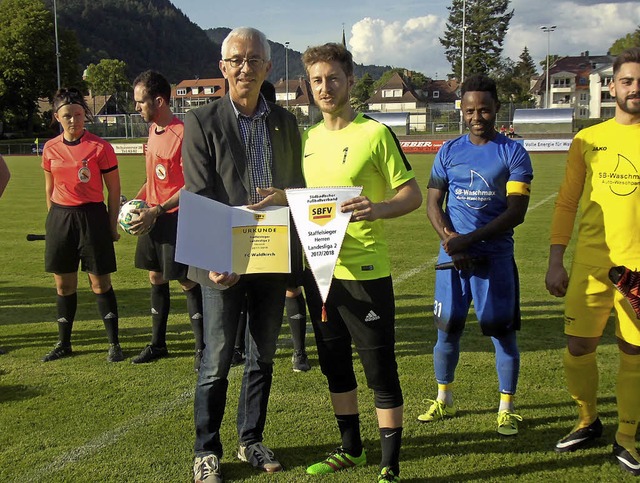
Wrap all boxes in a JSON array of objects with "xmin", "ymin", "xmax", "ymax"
[{"xmin": 118, "ymin": 199, "xmax": 152, "ymax": 235}]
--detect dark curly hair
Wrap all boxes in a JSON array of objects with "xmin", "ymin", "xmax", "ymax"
[{"xmin": 461, "ymin": 74, "xmax": 499, "ymax": 104}]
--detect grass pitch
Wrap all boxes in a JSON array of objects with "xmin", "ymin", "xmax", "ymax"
[{"xmin": 0, "ymin": 153, "xmax": 633, "ymax": 482}]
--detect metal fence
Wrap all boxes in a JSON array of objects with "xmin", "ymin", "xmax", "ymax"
[
  {"xmin": 86, "ymin": 113, "xmax": 184, "ymax": 139},
  {"xmin": 0, "ymin": 103, "xmax": 540, "ymax": 154},
  {"xmin": 0, "ymin": 113, "xmax": 190, "ymax": 154}
]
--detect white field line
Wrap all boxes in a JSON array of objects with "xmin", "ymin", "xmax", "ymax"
[
  {"xmin": 393, "ymin": 192, "xmax": 557, "ymax": 285},
  {"xmin": 22, "ymin": 193, "xmax": 558, "ymax": 480},
  {"xmin": 21, "ymin": 390, "xmax": 194, "ymax": 482},
  {"xmin": 527, "ymin": 192, "xmax": 557, "ymax": 212},
  {"xmin": 394, "ymin": 258, "xmax": 437, "ymax": 284}
]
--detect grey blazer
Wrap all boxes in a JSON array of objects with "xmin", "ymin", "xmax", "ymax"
[{"xmin": 182, "ymin": 94, "xmax": 304, "ymax": 288}]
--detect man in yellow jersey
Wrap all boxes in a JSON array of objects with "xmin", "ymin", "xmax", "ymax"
[
  {"xmin": 300, "ymin": 43, "xmax": 422, "ymax": 483},
  {"xmin": 545, "ymin": 47, "xmax": 640, "ymax": 476}
]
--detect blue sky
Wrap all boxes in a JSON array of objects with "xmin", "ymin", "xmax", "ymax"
[{"xmin": 170, "ymin": 0, "xmax": 640, "ymax": 78}]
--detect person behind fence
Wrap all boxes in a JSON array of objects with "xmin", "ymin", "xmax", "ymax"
[
  {"xmin": 420, "ymin": 74, "xmax": 533, "ymax": 437},
  {"xmin": 41, "ymin": 87, "xmax": 123, "ymax": 363},
  {"xmin": 300, "ymin": 42, "xmax": 422, "ymax": 483},
  {"xmin": 544, "ymin": 47, "xmax": 640, "ymax": 477},
  {"xmin": 128, "ymin": 70, "xmax": 205, "ymax": 371},
  {"xmin": 182, "ymin": 27, "xmax": 304, "ymax": 483}
]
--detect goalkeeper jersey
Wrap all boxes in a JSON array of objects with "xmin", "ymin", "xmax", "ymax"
[{"xmin": 550, "ymin": 119, "xmax": 640, "ymax": 268}]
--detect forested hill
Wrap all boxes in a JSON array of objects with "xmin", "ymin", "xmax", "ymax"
[
  {"xmin": 43, "ymin": 0, "xmax": 222, "ymax": 83},
  {"xmin": 206, "ymin": 28, "xmax": 391, "ymax": 83},
  {"xmin": 42, "ymin": 0, "xmax": 389, "ymax": 85}
]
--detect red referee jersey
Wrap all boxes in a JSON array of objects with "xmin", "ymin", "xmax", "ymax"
[
  {"xmin": 42, "ymin": 131, "xmax": 118, "ymax": 206},
  {"xmin": 144, "ymin": 116, "xmax": 184, "ymax": 211}
]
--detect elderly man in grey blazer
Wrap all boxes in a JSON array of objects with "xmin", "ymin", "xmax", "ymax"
[{"xmin": 183, "ymin": 27, "xmax": 303, "ymax": 483}]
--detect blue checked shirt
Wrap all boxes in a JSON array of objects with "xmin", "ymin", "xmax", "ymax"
[{"xmin": 231, "ymin": 94, "xmax": 273, "ymax": 204}]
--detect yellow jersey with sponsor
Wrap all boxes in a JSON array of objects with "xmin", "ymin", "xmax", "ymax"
[
  {"xmin": 550, "ymin": 119, "xmax": 640, "ymax": 268},
  {"xmin": 302, "ymin": 113, "xmax": 415, "ymax": 280}
]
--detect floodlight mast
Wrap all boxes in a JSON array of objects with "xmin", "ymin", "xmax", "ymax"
[
  {"xmin": 540, "ymin": 25, "xmax": 557, "ymax": 109},
  {"xmin": 285, "ymin": 41, "xmax": 290, "ymax": 109},
  {"xmin": 54, "ymin": 0, "xmax": 61, "ymax": 90},
  {"xmin": 459, "ymin": 0, "xmax": 467, "ymax": 134}
]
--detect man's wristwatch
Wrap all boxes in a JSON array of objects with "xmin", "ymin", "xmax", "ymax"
[{"xmin": 156, "ymin": 204, "xmax": 167, "ymax": 215}]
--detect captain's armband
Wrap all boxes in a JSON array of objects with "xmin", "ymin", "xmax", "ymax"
[{"xmin": 506, "ymin": 180, "xmax": 531, "ymax": 196}]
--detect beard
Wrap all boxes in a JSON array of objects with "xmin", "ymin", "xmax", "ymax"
[{"xmin": 616, "ymin": 95, "xmax": 640, "ymax": 116}]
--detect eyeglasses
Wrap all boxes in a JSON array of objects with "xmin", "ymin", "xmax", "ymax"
[{"xmin": 223, "ymin": 57, "xmax": 266, "ymax": 69}]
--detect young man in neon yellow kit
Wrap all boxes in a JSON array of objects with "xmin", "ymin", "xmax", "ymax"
[
  {"xmin": 300, "ymin": 43, "xmax": 422, "ymax": 483},
  {"xmin": 545, "ymin": 47, "xmax": 640, "ymax": 476}
]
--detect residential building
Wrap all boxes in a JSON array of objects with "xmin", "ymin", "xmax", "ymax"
[
  {"xmin": 39, "ymin": 95, "xmax": 123, "ymax": 117},
  {"xmin": 273, "ymin": 77, "xmax": 319, "ymax": 123},
  {"xmin": 366, "ymin": 72, "xmax": 460, "ymax": 132},
  {"xmin": 533, "ymin": 52, "xmax": 615, "ymax": 119},
  {"xmin": 366, "ymin": 72, "xmax": 426, "ymax": 112},
  {"xmin": 172, "ymin": 78, "xmax": 227, "ymax": 112}
]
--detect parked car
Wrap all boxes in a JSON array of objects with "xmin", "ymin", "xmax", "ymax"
[{"xmin": 435, "ymin": 123, "xmax": 446, "ymax": 132}]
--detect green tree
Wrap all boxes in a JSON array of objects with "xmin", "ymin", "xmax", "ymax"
[
  {"xmin": 539, "ymin": 54, "xmax": 560, "ymax": 72},
  {"xmin": 515, "ymin": 46, "xmax": 537, "ymax": 78},
  {"xmin": 609, "ymin": 26, "xmax": 640, "ymax": 55},
  {"xmin": 84, "ymin": 59, "xmax": 130, "ymax": 113},
  {"xmin": 440, "ymin": 0, "xmax": 514, "ymax": 79},
  {"xmin": 351, "ymin": 73, "xmax": 374, "ymax": 111},
  {"xmin": 0, "ymin": 0, "xmax": 80, "ymax": 135},
  {"xmin": 494, "ymin": 55, "xmax": 535, "ymax": 107},
  {"xmin": 372, "ymin": 68, "xmax": 406, "ymax": 91},
  {"xmin": 407, "ymin": 71, "xmax": 431, "ymax": 90},
  {"xmin": 502, "ymin": 47, "xmax": 537, "ymax": 105}
]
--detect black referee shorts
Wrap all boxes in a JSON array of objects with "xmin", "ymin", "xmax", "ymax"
[
  {"xmin": 134, "ymin": 211, "xmax": 188, "ymax": 281},
  {"xmin": 45, "ymin": 202, "xmax": 117, "ymax": 275}
]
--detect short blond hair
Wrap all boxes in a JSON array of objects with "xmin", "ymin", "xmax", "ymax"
[{"xmin": 302, "ymin": 43, "xmax": 353, "ymax": 78}]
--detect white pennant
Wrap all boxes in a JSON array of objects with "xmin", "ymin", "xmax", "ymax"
[{"xmin": 286, "ymin": 187, "xmax": 362, "ymax": 303}]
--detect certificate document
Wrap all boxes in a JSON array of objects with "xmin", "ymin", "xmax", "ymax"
[{"xmin": 176, "ymin": 189, "xmax": 290, "ymax": 274}]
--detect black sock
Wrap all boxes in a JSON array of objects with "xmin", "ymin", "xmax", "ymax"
[
  {"xmin": 379, "ymin": 426, "xmax": 402, "ymax": 475},
  {"xmin": 286, "ymin": 292, "xmax": 307, "ymax": 352},
  {"xmin": 96, "ymin": 287, "xmax": 119, "ymax": 344},
  {"xmin": 56, "ymin": 293, "xmax": 77, "ymax": 346},
  {"xmin": 184, "ymin": 284, "xmax": 204, "ymax": 350},
  {"xmin": 336, "ymin": 413, "xmax": 362, "ymax": 457},
  {"xmin": 150, "ymin": 283, "xmax": 170, "ymax": 347}
]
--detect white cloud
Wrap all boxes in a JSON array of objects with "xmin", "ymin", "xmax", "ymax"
[
  {"xmin": 347, "ymin": 1, "xmax": 639, "ymax": 80},
  {"xmin": 505, "ymin": 2, "xmax": 640, "ymax": 62},
  {"xmin": 349, "ymin": 15, "xmax": 449, "ymax": 77}
]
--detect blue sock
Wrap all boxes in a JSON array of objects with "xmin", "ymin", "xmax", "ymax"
[
  {"xmin": 492, "ymin": 331, "xmax": 520, "ymax": 394},
  {"xmin": 433, "ymin": 329, "xmax": 461, "ymax": 384}
]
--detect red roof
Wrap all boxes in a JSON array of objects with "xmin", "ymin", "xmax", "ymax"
[{"xmin": 174, "ymin": 78, "xmax": 227, "ymax": 98}]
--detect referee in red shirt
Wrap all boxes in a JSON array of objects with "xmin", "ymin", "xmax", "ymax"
[
  {"xmin": 41, "ymin": 88, "xmax": 123, "ymax": 363},
  {"xmin": 128, "ymin": 71, "xmax": 204, "ymax": 370}
]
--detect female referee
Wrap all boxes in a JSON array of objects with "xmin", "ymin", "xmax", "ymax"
[{"xmin": 41, "ymin": 87, "xmax": 123, "ymax": 363}]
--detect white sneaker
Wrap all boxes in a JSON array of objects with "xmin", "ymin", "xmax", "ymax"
[
  {"xmin": 237, "ymin": 442, "xmax": 282, "ymax": 472},
  {"xmin": 194, "ymin": 454, "xmax": 222, "ymax": 483}
]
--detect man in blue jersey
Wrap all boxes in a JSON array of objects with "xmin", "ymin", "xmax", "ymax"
[{"xmin": 419, "ymin": 74, "xmax": 533, "ymax": 435}]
